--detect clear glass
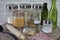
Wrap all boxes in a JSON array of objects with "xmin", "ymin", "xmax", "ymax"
[
  {"xmin": 13, "ymin": 10, "xmax": 25, "ymax": 28},
  {"xmin": 32, "ymin": 9, "xmax": 39, "ymax": 20},
  {"xmin": 27, "ymin": 10, "xmax": 36, "ymax": 28},
  {"xmin": 42, "ymin": 20, "xmax": 52, "ymax": 33},
  {"xmin": 7, "ymin": 10, "xmax": 13, "ymax": 24}
]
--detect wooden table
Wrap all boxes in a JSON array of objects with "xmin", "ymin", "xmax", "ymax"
[
  {"xmin": 2, "ymin": 23, "xmax": 60, "ymax": 40},
  {"xmin": 46, "ymin": 28, "xmax": 60, "ymax": 40}
]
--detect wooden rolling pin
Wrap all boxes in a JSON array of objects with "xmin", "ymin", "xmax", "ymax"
[{"xmin": 6, "ymin": 24, "xmax": 27, "ymax": 40}]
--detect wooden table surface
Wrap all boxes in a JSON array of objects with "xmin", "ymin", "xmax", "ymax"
[
  {"xmin": 2, "ymin": 23, "xmax": 60, "ymax": 40},
  {"xmin": 46, "ymin": 28, "xmax": 60, "ymax": 40}
]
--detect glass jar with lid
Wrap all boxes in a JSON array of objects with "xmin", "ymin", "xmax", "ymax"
[
  {"xmin": 6, "ymin": 4, "xmax": 18, "ymax": 24},
  {"xmin": 13, "ymin": 10, "xmax": 25, "ymax": 28}
]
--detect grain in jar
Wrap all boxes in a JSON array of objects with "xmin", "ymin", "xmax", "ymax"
[{"xmin": 13, "ymin": 10, "xmax": 25, "ymax": 28}]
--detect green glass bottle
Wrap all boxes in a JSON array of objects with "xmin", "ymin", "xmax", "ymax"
[
  {"xmin": 49, "ymin": 0, "xmax": 58, "ymax": 29},
  {"xmin": 41, "ymin": 3, "xmax": 48, "ymax": 26}
]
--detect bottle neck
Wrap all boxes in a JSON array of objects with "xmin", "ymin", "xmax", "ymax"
[
  {"xmin": 43, "ymin": 6, "xmax": 47, "ymax": 10},
  {"xmin": 52, "ymin": 0, "xmax": 56, "ymax": 8}
]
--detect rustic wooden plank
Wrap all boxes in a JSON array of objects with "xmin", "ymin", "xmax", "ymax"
[{"xmin": 46, "ymin": 28, "xmax": 60, "ymax": 40}]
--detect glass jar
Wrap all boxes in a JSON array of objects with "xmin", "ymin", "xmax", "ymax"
[
  {"xmin": 27, "ymin": 10, "xmax": 36, "ymax": 28},
  {"xmin": 42, "ymin": 20, "xmax": 52, "ymax": 33},
  {"xmin": 6, "ymin": 4, "xmax": 18, "ymax": 24},
  {"xmin": 13, "ymin": 10, "xmax": 25, "ymax": 28}
]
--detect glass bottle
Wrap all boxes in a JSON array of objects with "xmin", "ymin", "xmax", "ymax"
[
  {"xmin": 41, "ymin": 3, "xmax": 48, "ymax": 26},
  {"xmin": 49, "ymin": 0, "xmax": 58, "ymax": 29}
]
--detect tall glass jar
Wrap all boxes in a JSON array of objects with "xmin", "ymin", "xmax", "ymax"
[
  {"xmin": 49, "ymin": 0, "xmax": 58, "ymax": 29},
  {"xmin": 27, "ymin": 10, "xmax": 36, "ymax": 28},
  {"xmin": 6, "ymin": 4, "xmax": 18, "ymax": 24},
  {"xmin": 13, "ymin": 10, "xmax": 25, "ymax": 28}
]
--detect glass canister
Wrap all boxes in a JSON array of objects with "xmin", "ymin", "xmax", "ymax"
[
  {"xmin": 13, "ymin": 10, "xmax": 25, "ymax": 28},
  {"xmin": 27, "ymin": 10, "xmax": 36, "ymax": 28},
  {"xmin": 6, "ymin": 4, "xmax": 18, "ymax": 24}
]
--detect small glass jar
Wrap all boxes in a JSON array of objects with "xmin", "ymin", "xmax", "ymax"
[
  {"xmin": 13, "ymin": 10, "xmax": 25, "ymax": 28},
  {"xmin": 6, "ymin": 4, "xmax": 18, "ymax": 24},
  {"xmin": 27, "ymin": 10, "xmax": 36, "ymax": 28},
  {"xmin": 42, "ymin": 20, "xmax": 52, "ymax": 33}
]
